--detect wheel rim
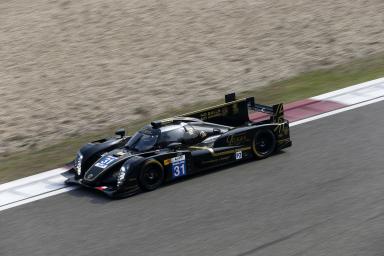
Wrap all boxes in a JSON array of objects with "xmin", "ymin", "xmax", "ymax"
[
  {"xmin": 143, "ymin": 166, "xmax": 162, "ymax": 186},
  {"xmin": 255, "ymin": 132, "xmax": 274, "ymax": 155}
]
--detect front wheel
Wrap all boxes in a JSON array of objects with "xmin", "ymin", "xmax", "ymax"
[
  {"xmin": 252, "ymin": 129, "xmax": 276, "ymax": 159},
  {"xmin": 138, "ymin": 160, "xmax": 165, "ymax": 191}
]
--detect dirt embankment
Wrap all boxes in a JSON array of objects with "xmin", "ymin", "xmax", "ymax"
[{"xmin": 0, "ymin": 0, "xmax": 383, "ymax": 155}]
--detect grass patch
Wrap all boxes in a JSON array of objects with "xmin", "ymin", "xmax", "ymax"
[
  {"xmin": 1, "ymin": 53, "xmax": 384, "ymax": 183},
  {"xmin": 243, "ymin": 53, "xmax": 384, "ymax": 104}
]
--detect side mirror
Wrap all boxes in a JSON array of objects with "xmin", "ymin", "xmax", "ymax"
[
  {"xmin": 115, "ymin": 128, "xmax": 126, "ymax": 138},
  {"xmin": 167, "ymin": 142, "xmax": 182, "ymax": 150}
]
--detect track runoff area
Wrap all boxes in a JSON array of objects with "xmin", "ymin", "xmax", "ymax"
[{"xmin": 0, "ymin": 77, "xmax": 384, "ymax": 213}]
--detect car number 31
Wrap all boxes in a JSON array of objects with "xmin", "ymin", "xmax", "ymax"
[{"xmin": 171, "ymin": 155, "xmax": 186, "ymax": 178}]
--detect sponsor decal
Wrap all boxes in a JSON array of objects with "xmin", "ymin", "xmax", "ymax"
[
  {"xmin": 200, "ymin": 106, "xmax": 229, "ymax": 121},
  {"xmin": 171, "ymin": 155, "xmax": 186, "ymax": 178},
  {"xmin": 164, "ymin": 159, "xmax": 171, "ymax": 166},
  {"xmin": 284, "ymin": 126, "xmax": 289, "ymax": 135},
  {"xmin": 226, "ymin": 133, "xmax": 250, "ymax": 146},
  {"xmin": 232, "ymin": 103, "xmax": 239, "ymax": 114}
]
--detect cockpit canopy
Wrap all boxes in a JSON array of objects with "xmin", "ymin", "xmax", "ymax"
[{"xmin": 125, "ymin": 123, "xmax": 201, "ymax": 152}]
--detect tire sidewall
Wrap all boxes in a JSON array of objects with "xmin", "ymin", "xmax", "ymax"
[{"xmin": 252, "ymin": 129, "xmax": 276, "ymax": 159}]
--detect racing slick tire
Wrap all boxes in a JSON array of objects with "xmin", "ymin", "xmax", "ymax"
[
  {"xmin": 138, "ymin": 160, "xmax": 165, "ymax": 191},
  {"xmin": 252, "ymin": 129, "xmax": 276, "ymax": 159}
]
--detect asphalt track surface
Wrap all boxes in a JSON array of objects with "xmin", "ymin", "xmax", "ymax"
[{"xmin": 1, "ymin": 101, "xmax": 384, "ymax": 256}]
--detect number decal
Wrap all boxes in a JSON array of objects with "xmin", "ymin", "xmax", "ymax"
[
  {"xmin": 94, "ymin": 155, "xmax": 118, "ymax": 168},
  {"xmin": 235, "ymin": 151, "xmax": 242, "ymax": 160},
  {"xmin": 171, "ymin": 155, "xmax": 186, "ymax": 178}
]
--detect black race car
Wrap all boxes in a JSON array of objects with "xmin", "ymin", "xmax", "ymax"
[{"xmin": 65, "ymin": 93, "xmax": 292, "ymax": 197}]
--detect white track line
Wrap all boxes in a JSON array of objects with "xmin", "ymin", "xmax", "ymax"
[
  {"xmin": 0, "ymin": 167, "xmax": 69, "ymax": 192},
  {"xmin": 0, "ymin": 186, "xmax": 76, "ymax": 212},
  {"xmin": 312, "ymin": 77, "xmax": 384, "ymax": 101}
]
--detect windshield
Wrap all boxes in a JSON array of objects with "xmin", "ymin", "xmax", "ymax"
[
  {"xmin": 125, "ymin": 123, "xmax": 201, "ymax": 151},
  {"xmin": 126, "ymin": 132, "xmax": 158, "ymax": 152}
]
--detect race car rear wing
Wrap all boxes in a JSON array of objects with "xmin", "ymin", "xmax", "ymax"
[
  {"xmin": 181, "ymin": 92, "xmax": 285, "ymax": 126},
  {"xmin": 249, "ymin": 101, "xmax": 285, "ymax": 123}
]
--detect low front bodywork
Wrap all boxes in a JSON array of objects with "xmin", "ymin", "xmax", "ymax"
[{"xmin": 66, "ymin": 93, "xmax": 292, "ymax": 198}]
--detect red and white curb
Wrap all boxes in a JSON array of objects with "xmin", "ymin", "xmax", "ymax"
[
  {"xmin": 1, "ymin": 77, "xmax": 384, "ymax": 212},
  {"xmin": 249, "ymin": 77, "xmax": 384, "ymax": 122}
]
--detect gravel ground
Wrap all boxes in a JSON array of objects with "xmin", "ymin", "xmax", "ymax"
[{"xmin": 0, "ymin": 0, "xmax": 383, "ymax": 155}]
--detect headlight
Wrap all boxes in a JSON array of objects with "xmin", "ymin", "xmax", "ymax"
[
  {"xmin": 117, "ymin": 165, "xmax": 127, "ymax": 186},
  {"xmin": 75, "ymin": 153, "xmax": 83, "ymax": 176}
]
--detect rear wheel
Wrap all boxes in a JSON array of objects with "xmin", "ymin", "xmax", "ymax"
[
  {"xmin": 252, "ymin": 129, "xmax": 276, "ymax": 159},
  {"xmin": 138, "ymin": 160, "xmax": 164, "ymax": 191}
]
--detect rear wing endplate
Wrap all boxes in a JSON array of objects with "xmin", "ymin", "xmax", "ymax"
[{"xmin": 249, "ymin": 102, "xmax": 285, "ymax": 123}]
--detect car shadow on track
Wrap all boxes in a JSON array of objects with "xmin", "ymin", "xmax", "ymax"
[{"xmin": 66, "ymin": 188, "xmax": 114, "ymax": 204}]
